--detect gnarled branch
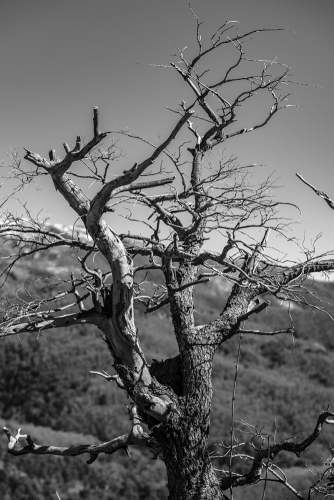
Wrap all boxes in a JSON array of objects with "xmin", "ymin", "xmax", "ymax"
[
  {"xmin": 3, "ymin": 405, "xmax": 161, "ymax": 465},
  {"xmin": 220, "ymin": 409, "xmax": 334, "ymax": 490}
]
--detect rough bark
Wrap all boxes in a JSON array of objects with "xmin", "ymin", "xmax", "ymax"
[{"xmin": 152, "ymin": 344, "xmax": 225, "ymax": 500}]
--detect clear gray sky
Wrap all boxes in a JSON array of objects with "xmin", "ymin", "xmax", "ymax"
[{"xmin": 1, "ymin": 0, "xmax": 334, "ymax": 262}]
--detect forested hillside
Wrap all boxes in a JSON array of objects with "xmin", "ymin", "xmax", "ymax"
[{"xmin": 1, "ymin": 237, "xmax": 334, "ymax": 499}]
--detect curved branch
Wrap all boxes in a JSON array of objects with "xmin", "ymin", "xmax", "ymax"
[
  {"xmin": 188, "ymin": 28, "xmax": 289, "ymax": 71},
  {"xmin": 220, "ymin": 409, "xmax": 334, "ymax": 490},
  {"xmin": 3, "ymin": 426, "xmax": 130, "ymax": 464},
  {"xmin": 3, "ymin": 405, "xmax": 161, "ymax": 465},
  {"xmin": 88, "ymin": 109, "xmax": 194, "ymax": 223},
  {"xmin": 23, "ymin": 110, "xmax": 177, "ymax": 423}
]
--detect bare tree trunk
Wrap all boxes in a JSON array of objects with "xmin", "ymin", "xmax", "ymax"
[
  {"xmin": 153, "ymin": 344, "xmax": 225, "ymax": 500},
  {"xmin": 162, "ymin": 429, "xmax": 225, "ymax": 500}
]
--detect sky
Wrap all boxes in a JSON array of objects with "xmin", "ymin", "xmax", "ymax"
[{"xmin": 1, "ymin": 0, "xmax": 334, "ymax": 264}]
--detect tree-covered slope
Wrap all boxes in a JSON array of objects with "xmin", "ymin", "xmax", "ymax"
[{"xmin": 1, "ymin": 240, "xmax": 333, "ymax": 499}]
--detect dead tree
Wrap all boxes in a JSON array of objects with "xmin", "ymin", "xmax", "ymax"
[{"xmin": 1, "ymin": 14, "xmax": 334, "ymax": 500}]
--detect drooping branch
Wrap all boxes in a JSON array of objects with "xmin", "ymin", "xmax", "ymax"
[
  {"xmin": 3, "ymin": 426, "xmax": 130, "ymax": 464},
  {"xmin": 3, "ymin": 405, "xmax": 161, "ymax": 465}
]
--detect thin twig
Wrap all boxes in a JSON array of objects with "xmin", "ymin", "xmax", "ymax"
[{"xmin": 229, "ymin": 333, "xmax": 244, "ymax": 499}]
